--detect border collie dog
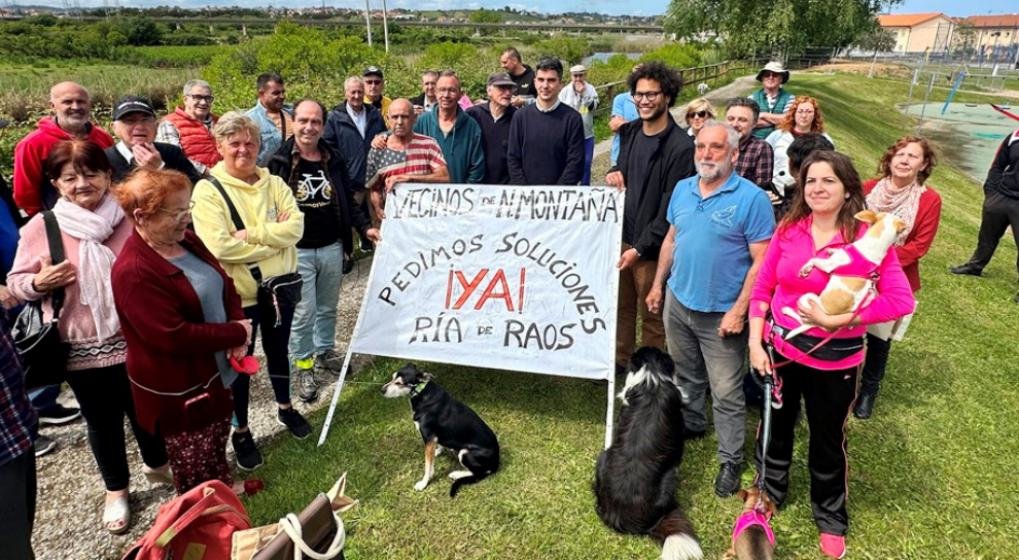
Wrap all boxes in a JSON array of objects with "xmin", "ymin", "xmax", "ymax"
[
  {"xmin": 593, "ymin": 347, "xmax": 703, "ymax": 560},
  {"xmin": 381, "ymin": 363, "xmax": 500, "ymax": 498}
]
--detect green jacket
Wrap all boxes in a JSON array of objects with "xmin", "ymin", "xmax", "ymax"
[{"xmin": 750, "ymin": 88, "xmax": 794, "ymax": 139}]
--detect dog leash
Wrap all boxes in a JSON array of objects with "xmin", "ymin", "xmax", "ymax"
[{"xmin": 767, "ymin": 291, "xmax": 873, "ymax": 370}]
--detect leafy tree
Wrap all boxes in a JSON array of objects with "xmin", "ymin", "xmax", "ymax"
[
  {"xmin": 664, "ymin": 0, "xmax": 898, "ymax": 56},
  {"xmin": 532, "ymin": 36, "xmax": 590, "ymax": 65},
  {"xmin": 118, "ymin": 17, "xmax": 166, "ymax": 46},
  {"xmin": 854, "ymin": 27, "xmax": 895, "ymax": 54}
]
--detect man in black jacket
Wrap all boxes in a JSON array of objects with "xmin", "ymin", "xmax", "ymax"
[
  {"xmin": 466, "ymin": 72, "xmax": 517, "ymax": 184},
  {"xmin": 323, "ymin": 77, "xmax": 387, "ymax": 249},
  {"xmin": 104, "ymin": 96, "xmax": 201, "ymax": 184},
  {"xmin": 951, "ymin": 128, "xmax": 1019, "ymax": 303},
  {"xmin": 268, "ymin": 99, "xmax": 379, "ymax": 401},
  {"xmin": 606, "ymin": 62, "xmax": 695, "ymax": 372}
]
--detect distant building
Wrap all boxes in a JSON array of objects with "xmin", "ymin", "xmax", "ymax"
[
  {"xmin": 878, "ymin": 12, "xmax": 956, "ymax": 54},
  {"xmin": 953, "ymin": 14, "xmax": 1019, "ymax": 65}
]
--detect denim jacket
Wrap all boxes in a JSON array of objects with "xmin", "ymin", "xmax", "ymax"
[{"xmin": 246, "ymin": 101, "xmax": 293, "ymax": 167}]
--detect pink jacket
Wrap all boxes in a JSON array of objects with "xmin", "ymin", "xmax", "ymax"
[
  {"xmin": 749, "ymin": 217, "xmax": 916, "ymax": 370},
  {"xmin": 7, "ymin": 212, "xmax": 133, "ymax": 371}
]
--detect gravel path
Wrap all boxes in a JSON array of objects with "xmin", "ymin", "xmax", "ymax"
[{"xmin": 32, "ymin": 256, "xmax": 375, "ymax": 560}]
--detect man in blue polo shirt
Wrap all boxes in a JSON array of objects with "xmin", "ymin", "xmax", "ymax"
[{"xmin": 646, "ymin": 120, "xmax": 775, "ymax": 498}]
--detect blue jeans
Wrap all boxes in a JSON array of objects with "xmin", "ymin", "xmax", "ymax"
[
  {"xmin": 582, "ymin": 136, "xmax": 595, "ymax": 186},
  {"xmin": 289, "ymin": 242, "xmax": 344, "ymax": 360}
]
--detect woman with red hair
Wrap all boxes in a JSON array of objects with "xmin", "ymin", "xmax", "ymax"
[
  {"xmin": 111, "ymin": 168, "xmax": 252, "ymax": 493},
  {"xmin": 854, "ymin": 136, "xmax": 942, "ymax": 419},
  {"xmin": 765, "ymin": 96, "xmax": 834, "ymax": 204}
]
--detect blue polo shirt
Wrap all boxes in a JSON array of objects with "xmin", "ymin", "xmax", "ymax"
[
  {"xmin": 666, "ymin": 172, "xmax": 775, "ymax": 312},
  {"xmin": 610, "ymin": 93, "xmax": 639, "ymax": 165}
]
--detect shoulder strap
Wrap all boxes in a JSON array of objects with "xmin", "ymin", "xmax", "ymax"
[
  {"xmin": 206, "ymin": 176, "xmax": 245, "ymax": 231},
  {"xmin": 206, "ymin": 177, "xmax": 262, "ymax": 283},
  {"xmin": 41, "ymin": 211, "xmax": 66, "ymax": 318}
]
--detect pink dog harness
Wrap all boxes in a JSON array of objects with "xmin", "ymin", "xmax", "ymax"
[
  {"xmin": 821, "ymin": 244, "xmax": 880, "ymax": 279},
  {"xmin": 731, "ymin": 509, "xmax": 776, "ymax": 547}
]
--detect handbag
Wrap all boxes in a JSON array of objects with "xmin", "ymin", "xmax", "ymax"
[
  {"xmin": 11, "ymin": 211, "xmax": 70, "ymax": 390},
  {"xmin": 232, "ymin": 473, "xmax": 357, "ymax": 560},
  {"xmin": 207, "ymin": 177, "xmax": 303, "ymax": 326}
]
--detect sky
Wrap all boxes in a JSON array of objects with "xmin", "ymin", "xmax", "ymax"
[{"xmin": 16, "ymin": 0, "xmax": 1019, "ymax": 18}]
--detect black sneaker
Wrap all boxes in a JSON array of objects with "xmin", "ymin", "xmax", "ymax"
[
  {"xmin": 38, "ymin": 404, "xmax": 81, "ymax": 426},
  {"xmin": 277, "ymin": 407, "xmax": 312, "ymax": 440},
  {"xmin": 34, "ymin": 434, "xmax": 57, "ymax": 457},
  {"xmin": 714, "ymin": 461, "xmax": 744, "ymax": 497},
  {"xmin": 296, "ymin": 368, "xmax": 319, "ymax": 403},
  {"xmin": 231, "ymin": 430, "xmax": 263, "ymax": 471},
  {"xmin": 949, "ymin": 263, "xmax": 982, "ymax": 276}
]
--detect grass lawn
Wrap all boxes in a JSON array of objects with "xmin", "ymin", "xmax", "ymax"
[{"xmin": 243, "ymin": 71, "xmax": 1017, "ymax": 559}]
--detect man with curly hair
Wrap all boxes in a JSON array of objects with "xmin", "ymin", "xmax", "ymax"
[{"xmin": 605, "ymin": 61, "xmax": 695, "ymax": 375}]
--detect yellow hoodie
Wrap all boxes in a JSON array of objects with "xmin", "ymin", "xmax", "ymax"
[{"xmin": 191, "ymin": 163, "xmax": 304, "ymax": 307}]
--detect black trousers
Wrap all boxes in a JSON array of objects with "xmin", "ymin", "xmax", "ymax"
[
  {"xmin": 0, "ymin": 449, "xmax": 36, "ymax": 560},
  {"xmin": 65, "ymin": 364, "xmax": 168, "ymax": 491},
  {"xmin": 755, "ymin": 352, "xmax": 857, "ymax": 536},
  {"xmin": 859, "ymin": 333, "xmax": 892, "ymax": 396},
  {"xmin": 965, "ymin": 189, "xmax": 1019, "ymax": 277},
  {"xmin": 232, "ymin": 293, "xmax": 296, "ymax": 428}
]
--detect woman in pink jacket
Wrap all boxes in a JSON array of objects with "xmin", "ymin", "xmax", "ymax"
[{"xmin": 747, "ymin": 151, "xmax": 915, "ymax": 559}]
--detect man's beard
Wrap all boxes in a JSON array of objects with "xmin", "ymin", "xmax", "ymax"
[{"xmin": 696, "ymin": 159, "xmax": 731, "ymax": 182}]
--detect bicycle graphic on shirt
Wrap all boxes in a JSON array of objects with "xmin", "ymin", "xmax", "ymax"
[{"xmin": 294, "ymin": 171, "xmax": 333, "ymax": 203}]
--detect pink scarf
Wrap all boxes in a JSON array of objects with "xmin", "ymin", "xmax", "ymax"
[{"xmin": 866, "ymin": 177, "xmax": 925, "ymax": 245}]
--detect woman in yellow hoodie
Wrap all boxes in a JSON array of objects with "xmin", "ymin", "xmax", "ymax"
[{"xmin": 191, "ymin": 111, "xmax": 307, "ymax": 471}]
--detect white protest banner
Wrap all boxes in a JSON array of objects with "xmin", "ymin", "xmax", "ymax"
[{"xmin": 350, "ymin": 183, "xmax": 623, "ymax": 380}]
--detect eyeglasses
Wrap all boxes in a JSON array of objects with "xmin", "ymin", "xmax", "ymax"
[
  {"xmin": 795, "ymin": 108, "xmax": 815, "ymax": 114},
  {"xmin": 187, "ymin": 94, "xmax": 214, "ymax": 103},
  {"xmin": 436, "ymin": 88, "xmax": 460, "ymax": 95},
  {"xmin": 761, "ymin": 72, "xmax": 780, "ymax": 79},
  {"xmin": 632, "ymin": 91, "xmax": 663, "ymax": 102},
  {"xmin": 364, "ymin": 79, "xmax": 382, "ymax": 85},
  {"xmin": 687, "ymin": 110, "xmax": 709, "ymax": 119},
  {"xmin": 158, "ymin": 201, "xmax": 195, "ymax": 220}
]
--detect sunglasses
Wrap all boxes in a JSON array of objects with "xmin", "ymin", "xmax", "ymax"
[
  {"xmin": 365, "ymin": 79, "xmax": 382, "ymax": 85},
  {"xmin": 687, "ymin": 110, "xmax": 709, "ymax": 119}
]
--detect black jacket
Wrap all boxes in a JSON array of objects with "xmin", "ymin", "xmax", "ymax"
[
  {"xmin": 267, "ymin": 137, "xmax": 371, "ymax": 255},
  {"xmin": 104, "ymin": 142, "xmax": 202, "ymax": 184},
  {"xmin": 609, "ymin": 118, "xmax": 695, "ymax": 260},
  {"xmin": 985, "ymin": 130, "xmax": 1019, "ymax": 199},
  {"xmin": 322, "ymin": 102, "xmax": 386, "ymax": 191}
]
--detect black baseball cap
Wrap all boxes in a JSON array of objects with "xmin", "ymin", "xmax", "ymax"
[
  {"xmin": 487, "ymin": 72, "xmax": 516, "ymax": 87},
  {"xmin": 113, "ymin": 96, "xmax": 156, "ymax": 120},
  {"xmin": 363, "ymin": 66, "xmax": 384, "ymax": 79}
]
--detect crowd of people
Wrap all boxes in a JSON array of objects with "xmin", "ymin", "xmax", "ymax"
[{"xmin": 0, "ymin": 49, "xmax": 1015, "ymax": 560}]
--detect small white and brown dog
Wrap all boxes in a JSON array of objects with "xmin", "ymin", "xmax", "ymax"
[{"xmin": 782, "ymin": 210, "xmax": 906, "ymax": 339}]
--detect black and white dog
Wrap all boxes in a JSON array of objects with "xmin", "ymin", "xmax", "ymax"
[
  {"xmin": 593, "ymin": 347, "xmax": 703, "ymax": 560},
  {"xmin": 381, "ymin": 363, "xmax": 500, "ymax": 497}
]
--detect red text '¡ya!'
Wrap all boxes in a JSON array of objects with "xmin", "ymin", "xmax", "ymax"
[{"xmin": 445, "ymin": 268, "xmax": 526, "ymax": 312}]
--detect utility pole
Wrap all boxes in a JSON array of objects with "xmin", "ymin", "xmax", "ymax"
[
  {"xmin": 381, "ymin": 0, "xmax": 389, "ymax": 53},
  {"xmin": 364, "ymin": 0, "xmax": 373, "ymax": 47}
]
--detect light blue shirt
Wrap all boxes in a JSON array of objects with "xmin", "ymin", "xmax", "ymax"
[
  {"xmin": 610, "ymin": 92, "xmax": 639, "ymax": 165},
  {"xmin": 666, "ymin": 172, "xmax": 775, "ymax": 313}
]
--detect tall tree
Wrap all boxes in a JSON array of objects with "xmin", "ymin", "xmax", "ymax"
[{"xmin": 665, "ymin": 0, "xmax": 898, "ymax": 56}]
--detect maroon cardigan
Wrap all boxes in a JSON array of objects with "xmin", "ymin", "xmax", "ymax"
[{"xmin": 112, "ymin": 229, "xmax": 248, "ymax": 435}]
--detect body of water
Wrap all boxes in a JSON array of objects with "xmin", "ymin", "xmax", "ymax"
[{"xmin": 582, "ymin": 52, "xmax": 642, "ymax": 66}]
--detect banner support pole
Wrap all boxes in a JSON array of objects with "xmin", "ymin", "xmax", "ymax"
[
  {"xmin": 604, "ymin": 371, "xmax": 615, "ymax": 449},
  {"xmin": 318, "ymin": 350, "xmax": 353, "ymax": 447}
]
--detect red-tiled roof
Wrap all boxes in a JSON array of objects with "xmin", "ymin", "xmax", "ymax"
[
  {"xmin": 959, "ymin": 14, "xmax": 1019, "ymax": 29},
  {"xmin": 878, "ymin": 13, "xmax": 946, "ymax": 28}
]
